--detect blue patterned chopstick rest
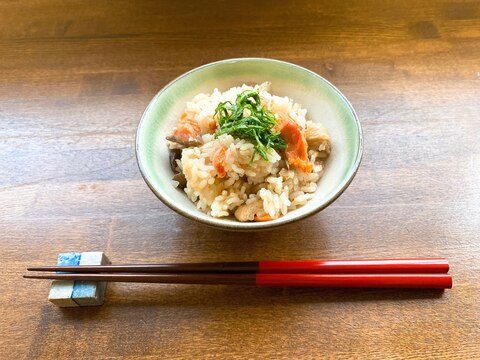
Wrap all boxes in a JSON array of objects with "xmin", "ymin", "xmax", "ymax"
[{"xmin": 48, "ymin": 252, "xmax": 110, "ymax": 307}]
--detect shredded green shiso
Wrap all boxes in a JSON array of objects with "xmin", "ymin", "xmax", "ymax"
[{"xmin": 214, "ymin": 89, "xmax": 286, "ymax": 160}]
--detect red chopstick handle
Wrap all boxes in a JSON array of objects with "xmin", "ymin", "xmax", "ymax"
[
  {"xmin": 255, "ymin": 274, "xmax": 452, "ymax": 289},
  {"xmin": 258, "ymin": 259, "xmax": 449, "ymax": 274}
]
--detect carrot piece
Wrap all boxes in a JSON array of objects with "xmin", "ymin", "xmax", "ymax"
[
  {"xmin": 213, "ymin": 147, "xmax": 227, "ymax": 178},
  {"xmin": 254, "ymin": 214, "xmax": 274, "ymax": 222},
  {"xmin": 279, "ymin": 117, "xmax": 312, "ymax": 173}
]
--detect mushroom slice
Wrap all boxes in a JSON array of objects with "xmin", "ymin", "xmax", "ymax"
[
  {"xmin": 305, "ymin": 121, "xmax": 331, "ymax": 157},
  {"xmin": 169, "ymin": 148, "xmax": 182, "ymax": 173},
  {"xmin": 172, "ymin": 172, "xmax": 187, "ymax": 189}
]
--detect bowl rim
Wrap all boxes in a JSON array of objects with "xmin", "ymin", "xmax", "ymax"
[{"xmin": 136, "ymin": 57, "xmax": 363, "ymax": 231}]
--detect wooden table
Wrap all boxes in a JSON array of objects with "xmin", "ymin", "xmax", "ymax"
[{"xmin": 2, "ymin": 1, "xmax": 479, "ymax": 358}]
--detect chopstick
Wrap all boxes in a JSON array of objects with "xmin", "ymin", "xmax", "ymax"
[
  {"xmin": 24, "ymin": 258, "xmax": 452, "ymax": 289},
  {"xmin": 26, "ymin": 258, "xmax": 449, "ymax": 274},
  {"xmin": 23, "ymin": 273, "xmax": 453, "ymax": 289}
]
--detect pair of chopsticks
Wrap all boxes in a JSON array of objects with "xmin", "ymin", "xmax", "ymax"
[{"xmin": 24, "ymin": 258, "xmax": 452, "ymax": 289}]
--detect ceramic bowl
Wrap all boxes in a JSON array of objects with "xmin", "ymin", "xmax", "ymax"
[{"xmin": 136, "ymin": 58, "xmax": 363, "ymax": 231}]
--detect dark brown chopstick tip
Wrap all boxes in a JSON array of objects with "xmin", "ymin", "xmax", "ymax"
[{"xmin": 27, "ymin": 266, "xmax": 59, "ymax": 272}]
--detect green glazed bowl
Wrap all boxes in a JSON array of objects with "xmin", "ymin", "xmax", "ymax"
[{"xmin": 136, "ymin": 58, "xmax": 363, "ymax": 231}]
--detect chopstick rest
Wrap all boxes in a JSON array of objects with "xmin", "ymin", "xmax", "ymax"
[{"xmin": 48, "ymin": 252, "xmax": 110, "ymax": 307}]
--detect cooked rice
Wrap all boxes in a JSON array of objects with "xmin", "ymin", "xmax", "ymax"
[{"xmin": 167, "ymin": 83, "xmax": 330, "ymax": 221}]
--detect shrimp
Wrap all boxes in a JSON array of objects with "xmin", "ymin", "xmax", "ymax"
[
  {"xmin": 166, "ymin": 112, "xmax": 203, "ymax": 147},
  {"xmin": 278, "ymin": 115, "xmax": 313, "ymax": 173}
]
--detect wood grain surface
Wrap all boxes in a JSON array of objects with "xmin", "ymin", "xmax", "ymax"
[{"xmin": 1, "ymin": 1, "xmax": 479, "ymax": 359}]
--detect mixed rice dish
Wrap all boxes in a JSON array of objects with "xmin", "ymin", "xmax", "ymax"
[{"xmin": 166, "ymin": 82, "xmax": 331, "ymax": 222}]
